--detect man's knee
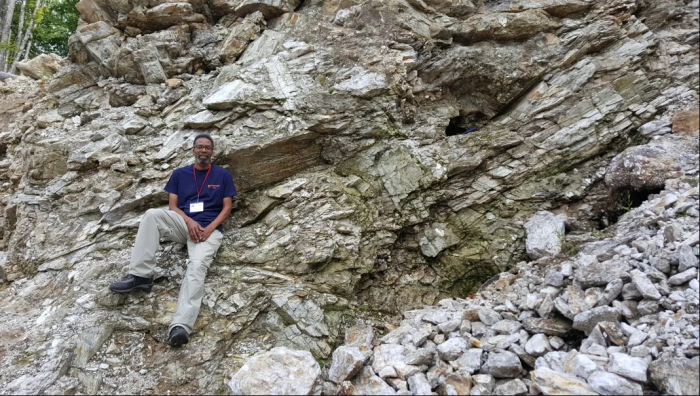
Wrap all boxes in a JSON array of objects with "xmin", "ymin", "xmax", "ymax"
[{"xmin": 144, "ymin": 208, "xmax": 164, "ymax": 218}]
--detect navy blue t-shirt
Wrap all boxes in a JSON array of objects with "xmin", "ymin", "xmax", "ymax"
[{"xmin": 164, "ymin": 164, "xmax": 237, "ymax": 232}]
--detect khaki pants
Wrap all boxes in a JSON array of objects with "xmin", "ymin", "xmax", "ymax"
[{"xmin": 129, "ymin": 208, "xmax": 223, "ymax": 335}]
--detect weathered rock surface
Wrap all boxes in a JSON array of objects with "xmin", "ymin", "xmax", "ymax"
[
  {"xmin": 228, "ymin": 347, "xmax": 322, "ymax": 395},
  {"xmin": 0, "ymin": 0, "xmax": 698, "ymax": 394},
  {"xmin": 16, "ymin": 54, "xmax": 67, "ymax": 80}
]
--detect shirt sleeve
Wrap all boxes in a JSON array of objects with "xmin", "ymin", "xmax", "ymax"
[
  {"xmin": 223, "ymin": 169, "xmax": 238, "ymax": 197},
  {"xmin": 164, "ymin": 169, "xmax": 180, "ymax": 194}
]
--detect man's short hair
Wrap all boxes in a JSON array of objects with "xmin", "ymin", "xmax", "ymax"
[{"xmin": 193, "ymin": 133, "xmax": 214, "ymax": 148}]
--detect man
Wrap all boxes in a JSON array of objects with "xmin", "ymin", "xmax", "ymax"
[{"xmin": 109, "ymin": 134, "xmax": 237, "ymax": 347}]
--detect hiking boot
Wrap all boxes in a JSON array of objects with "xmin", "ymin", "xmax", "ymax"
[
  {"xmin": 108, "ymin": 274, "xmax": 153, "ymax": 294},
  {"xmin": 168, "ymin": 326, "xmax": 189, "ymax": 347}
]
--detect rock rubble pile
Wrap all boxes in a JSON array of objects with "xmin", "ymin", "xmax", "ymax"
[{"xmin": 314, "ymin": 180, "xmax": 699, "ymax": 395}]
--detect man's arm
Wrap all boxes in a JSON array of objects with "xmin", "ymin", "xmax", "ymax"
[
  {"xmin": 168, "ymin": 193, "xmax": 204, "ymax": 242},
  {"xmin": 199, "ymin": 197, "xmax": 233, "ymax": 242}
]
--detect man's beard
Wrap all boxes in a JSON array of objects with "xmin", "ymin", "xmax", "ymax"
[{"xmin": 196, "ymin": 155, "xmax": 211, "ymax": 166}]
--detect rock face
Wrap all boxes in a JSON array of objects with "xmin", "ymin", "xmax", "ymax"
[
  {"xmin": 313, "ymin": 178, "xmax": 699, "ymax": 395},
  {"xmin": 0, "ymin": 0, "xmax": 699, "ymax": 394},
  {"xmin": 228, "ymin": 347, "xmax": 322, "ymax": 395}
]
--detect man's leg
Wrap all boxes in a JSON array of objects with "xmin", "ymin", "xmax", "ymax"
[
  {"xmin": 169, "ymin": 230, "xmax": 224, "ymax": 336},
  {"xmin": 110, "ymin": 209, "xmax": 188, "ymax": 293},
  {"xmin": 129, "ymin": 208, "xmax": 188, "ymax": 278}
]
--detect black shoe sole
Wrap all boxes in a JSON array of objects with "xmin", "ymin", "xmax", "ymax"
[
  {"xmin": 168, "ymin": 332, "xmax": 189, "ymax": 347},
  {"xmin": 108, "ymin": 284, "xmax": 153, "ymax": 294}
]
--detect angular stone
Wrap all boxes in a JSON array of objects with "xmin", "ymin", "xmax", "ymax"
[
  {"xmin": 522, "ymin": 317, "xmax": 572, "ymax": 337},
  {"xmin": 621, "ymin": 283, "xmax": 643, "ymax": 300},
  {"xmin": 438, "ymin": 318, "xmax": 463, "ymax": 334},
  {"xmin": 564, "ymin": 352, "xmax": 598, "ymax": 380},
  {"xmin": 482, "ymin": 351, "xmax": 522, "ymax": 378},
  {"xmin": 351, "ymin": 366, "xmax": 397, "ymax": 395},
  {"xmin": 372, "ymin": 344, "xmax": 407, "ymax": 373},
  {"xmin": 597, "ymin": 279, "xmax": 624, "ymax": 307},
  {"xmin": 229, "ymin": 347, "xmax": 322, "ymax": 395},
  {"xmin": 509, "ymin": 344, "xmax": 537, "ymax": 368},
  {"xmin": 404, "ymin": 349, "xmax": 434, "ymax": 366},
  {"xmin": 493, "ymin": 378, "xmax": 527, "ymax": 395},
  {"xmin": 637, "ymin": 300, "xmax": 659, "ymax": 316},
  {"xmin": 491, "ymin": 320, "xmax": 523, "ymax": 335},
  {"xmin": 442, "ymin": 370, "xmax": 472, "ymax": 395},
  {"xmin": 630, "ymin": 270, "xmax": 662, "ymax": 300},
  {"xmin": 407, "ymin": 373, "xmax": 431, "ymax": 395},
  {"xmin": 678, "ymin": 244, "xmax": 699, "ymax": 272},
  {"xmin": 668, "ymin": 267, "xmax": 698, "ymax": 285},
  {"xmin": 531, "ymin": 367, "xmax": 597, "ymax": 395},
  {"xmin": 525, "ymin": 211, "xmax": 566, "ymax": 260},
  {"xmin": 607, "ymin": 353, "xmax": 648, "ymax": 383},
  {"xmin": 575, "ymin": 260, "xmax": 631, "ymax": 288},
  {"xmin": 525, "ymin": 334, "xmax": 552, "ymax": 357},
  {"xmin": 478, "ymin": 309, "xmax": 503, "ymax": 326},
  {"xmin": 588, "ymin": 371, "xmax": 643, "ymax": 395},
  {"xmin": 472, "ymin": 374, "xmax": 495, "ymax": 392},
  {"xmin": 453, "ymin": 348, "xmax": 483, "ymax": 374},
  {"xmin": 572, "ymin": 306, "xmax": 621, "ymax": 335},
  {"xmin": 436, "ymin": 337, "xmax": 468, "ymax": 361},
  {"xmin": 649, "ymin": 356, "xmax": 700, "ymax": 395},
  {"xmin": 329, "ymin": 346, "xmax": 365, "ymax": 384},
  {"xmin": 537, "ymin": 294, "xmax": 554, "ymax": 319}
]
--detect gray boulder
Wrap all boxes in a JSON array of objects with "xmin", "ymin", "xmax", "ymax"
[
  {"xmin": 228, "ymin": 347, "xmax": 322, "ymax": 395},
  {"xmin": 525, "ymin": 211, "xmax": 566, "ymax": 260}
]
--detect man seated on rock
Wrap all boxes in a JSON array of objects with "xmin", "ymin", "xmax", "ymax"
[{"xmin": 109, "ymin": 133, "xmax": 237, "ymax": 347}]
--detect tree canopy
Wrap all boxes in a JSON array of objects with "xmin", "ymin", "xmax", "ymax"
[
  {"xmin": 0, "ymin": 0, "xmax": 79, "ymax": 72},
  {"xmin": 31, "ymin": 0, "xmax": 79, "ymax": 57}
]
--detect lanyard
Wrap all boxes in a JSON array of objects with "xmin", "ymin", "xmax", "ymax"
[{"xmin": 193, "ymin": 165, "xmax": 212, "ymax": 202}]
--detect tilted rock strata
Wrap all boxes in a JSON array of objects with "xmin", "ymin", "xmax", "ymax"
[
  {"xmin": 0, "ymin": 0, "xmax": 698, "ymax": 394},
  {"xmin": 318, "ymin": 178, "xmax": 699, "ymax": 395}
]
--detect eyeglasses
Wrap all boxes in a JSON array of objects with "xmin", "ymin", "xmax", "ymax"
[{"xmin": 194, "ymin": 145, "xmax": 213, "ymax": 151}]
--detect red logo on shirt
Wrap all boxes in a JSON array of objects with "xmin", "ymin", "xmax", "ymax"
[{"xmin": 208, "ymin": 184, "xmax": 221, "ymax": 189}]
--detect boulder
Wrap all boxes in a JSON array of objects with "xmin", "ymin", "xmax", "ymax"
[
  {"xmin": 328, "ymin": 346, "xmax": 365, "ymax": 384},
  {"xmin": 649, "ymin": 356, "xmax": 700, "ymax": 395},
  {"xmin": 228, "ymin": 347, "xmax": 322, "ymax": 395},
  {"xmin": 525, "ymin": 211, "xmax": 566, "ymax": 259},
  {"xmin": 16, "ymin": 54, "xmax": 67, "ymax": 80},
  {"xmin": 482, "ymin": 351, "xmax": 522, "ymax": 378}
]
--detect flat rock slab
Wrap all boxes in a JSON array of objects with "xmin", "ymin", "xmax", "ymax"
[
  {"xmin": 574, "ymin": 259, "xmax": 631, "ymax": 288},
  {"xmin": 229, "ymin": 347, "xmax": 322, "ymax": 395},
  {"xmin": 588, "ymin": 371, "xmax": 643, "ymax": 395},
  {"xmin": 649, "ymin": 356, "xmax": 700, "ymax": 395},
  {"xmin": 522, "ymin": 317, "xmax": 572, "ymax": 337}
]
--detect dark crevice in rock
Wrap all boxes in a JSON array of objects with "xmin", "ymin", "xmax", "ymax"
[{"xmin": 606, "ymin": 187, "xmax": 664, "ymax": 225}]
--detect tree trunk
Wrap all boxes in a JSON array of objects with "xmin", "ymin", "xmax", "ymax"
[
  {"xmin": 6, "ymin": 0, "xmax": 26, "ymax": 71},
  {"xmin": 9, "ymin": 0, "xmax": 39, "ymax": 73},
  {"xmin": 0, "ymin": 0, "xmax": 16, "ymax": 72}
]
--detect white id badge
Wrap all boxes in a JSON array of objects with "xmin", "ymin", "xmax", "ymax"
[{"xmin": 190, "ymin": 202, "xmax": 204, "ymax": 213}]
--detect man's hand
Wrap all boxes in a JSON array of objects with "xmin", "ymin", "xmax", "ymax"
[
  {"xmin": 185, "ymin": 218, "xmax": 204, "ymax": 242},
  {"xmin": 199, "ymin": 225, "xmax": 216, "ymax": 243}
]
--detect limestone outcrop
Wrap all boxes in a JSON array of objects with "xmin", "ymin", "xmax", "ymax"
[
  {"xmin": 0, "ymin": 0, "xmax": 698, "ymax": 394},
  {"xmin": 318, "ymin": 172, "xmax": 699, "ymax": 395}
]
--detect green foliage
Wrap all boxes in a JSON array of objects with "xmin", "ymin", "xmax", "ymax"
[{"xmin": 30, "ymin": 0, "xmax": 80, "ymax": 57}]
